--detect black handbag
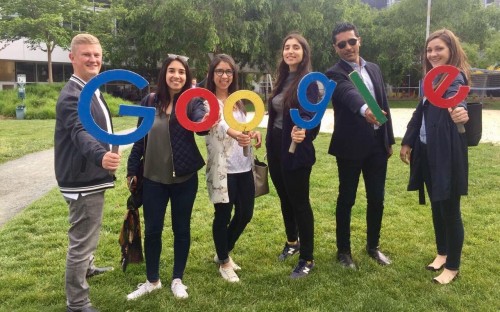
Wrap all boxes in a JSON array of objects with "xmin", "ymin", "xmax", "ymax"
[{"xmin": 464, "ymin": 102, "xmax": 482, "ymax": 146}]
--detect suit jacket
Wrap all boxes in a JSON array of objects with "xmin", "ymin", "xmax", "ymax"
[{"xmin": 325, "ymin": 60, "xmax": 395, "ymax": 160}]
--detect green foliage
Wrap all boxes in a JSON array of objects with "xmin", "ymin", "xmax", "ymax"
[
  {"xmin": 0, "ymin": 84, "xmax": 133, "ymax": 119},
  {"xmin": 2, "ymin": 0, "xmax": 500, "ymax": 91},
  {"xmin": 0, "ymin": 135, "xmax": 499, "ymax": 311}
]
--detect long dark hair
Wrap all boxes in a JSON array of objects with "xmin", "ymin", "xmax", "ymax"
[
  {"xmin": 206, "ymin": 53, "xmax": 245, "ymax": 113},
  {"xmin": 155, "ymin": 55, "xmax": 192, "ymax": 114},
  {"xmin": 270, "ymin": 33, "xmax": 312, "ymax": 109}
]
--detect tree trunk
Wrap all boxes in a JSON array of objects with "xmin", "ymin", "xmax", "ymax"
[{"xmin": 47, "ymin": 43, "xmax": 53, "ymax": 83}]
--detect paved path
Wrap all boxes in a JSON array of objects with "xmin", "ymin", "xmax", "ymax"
[{"xmin": 0, "ymin": 109, "xmax": 499, "ymax": 227}]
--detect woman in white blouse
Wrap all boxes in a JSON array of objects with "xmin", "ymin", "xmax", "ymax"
[{"xmin": 204, "ymin": 54, "xmax": 262, "ymax": 283}]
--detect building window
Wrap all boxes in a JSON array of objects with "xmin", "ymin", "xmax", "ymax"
[
  {"xmin": 15, "ymin": 62, "xmax": 36, "ymax": 83},
  {"xmin": 0, "ymin": 60, "xmax": 15, "ymax": 81},
  {"xmin": 37, "ymin": 63, "xmax": 49, "ymax": 82}
]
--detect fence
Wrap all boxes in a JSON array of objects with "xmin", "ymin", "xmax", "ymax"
[
  {"xmin": 388, "ymin": 69, "xmax": 500, "ymax": 99},
  {"xmin": 470, "ymin": 68, "xmax": 500, "ymax": 98}
]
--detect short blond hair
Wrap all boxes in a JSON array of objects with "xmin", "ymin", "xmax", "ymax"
[{"xmin": 71, "ymin": 34, "xmax": 100, "ymax": 52}]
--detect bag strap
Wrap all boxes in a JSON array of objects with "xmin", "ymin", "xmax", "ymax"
[{"xmin": 147, "ymin": 93, "xmax": 155, "ymax": 107}]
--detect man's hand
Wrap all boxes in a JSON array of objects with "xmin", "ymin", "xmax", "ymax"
[
  {"xmin": 387, "ymin": 146, "xmax": 393, "ymax": 158},
  {"xmin": 365, "ymin": 108, "xmax": 387, "ymax": 126},
  {"xmin": 102, "ymin": 151, "xmax": 120, "ymax": 170}
]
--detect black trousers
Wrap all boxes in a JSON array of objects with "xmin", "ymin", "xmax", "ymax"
[
  {"xmin": 335, "ymin": 133, "xmax": 388, "ymax": 253},
  {"xmin": 268, "ymin": 127, "xmax": 314, "ymax": 261},
  {"xmin": 213, "ymin": 170, "xmax": 255, "ymax": 263},
  {"xmin": 420, "ymin": 141, "xmax": 464, "ymax": 270}
]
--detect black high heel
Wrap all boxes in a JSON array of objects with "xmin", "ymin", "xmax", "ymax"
[
  {"xmin": 425, "ymin": 264, "xmax": 444, "ymax": 272},
  {"xmin": 432, "ymin": 272, "xmax": 459, "ymax": 284}
]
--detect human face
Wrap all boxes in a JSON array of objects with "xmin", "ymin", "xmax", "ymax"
[
  {"xmin": 69, "ymin": 43, "xmax": 102, "ymax": 82},
  {"xmin": 333, "ymin": 30, "xmax": 361, "ymax": 64},
  {"xmin": 282, "ymin": 38, "xmax": 303, "ymax": 72},
  {"xmin": 426, "ymin": 38, "xmax": 451, "ymax": 68},
  {"xmin": 213, "ymin": 61, "xmax": 233, "ymax": 94},
  {"xmin": 165, "ymin": 60, "xmax": 186, "ymax": 94}
]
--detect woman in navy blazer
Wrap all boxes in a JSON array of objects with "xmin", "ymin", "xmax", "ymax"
[
  {"xmin": 400, "ymin": 29, "xmax": 470, "ymax": 284},
  {"xmin": 266, "ymin": 33, "xmax": 319, "ymax": 278}
]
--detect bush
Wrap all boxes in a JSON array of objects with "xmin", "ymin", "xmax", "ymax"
[{"xmin": 0, "ymin": 83, "xmax": 133, "ymax": 119}]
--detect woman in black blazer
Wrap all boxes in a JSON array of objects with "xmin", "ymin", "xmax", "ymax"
[
  {"xmin": 266, "ymin": 33, "xmax": 319, "ymax": 278},
  {"xmin": 400, "ymin": 29, "xmax": 470, "ymax": 284}
]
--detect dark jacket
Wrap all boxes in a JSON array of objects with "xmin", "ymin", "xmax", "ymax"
[
  {"xmin": 127, "ymin": 93, "xmax": 206, "ymax": 178},
  {"xmin": 325, "ymin": 60, "xmax": 395, "ymax": 160},
  {"xmin": 265, "ymin": 81, "xmax": 320, "ymax": 170},
  {"xmin": 402, "ymin": 74, "xmax": 468, "ymax": 202},
  {"xmin": 54, "ymin": 75, "xmax": 114, "ymax": 193}
]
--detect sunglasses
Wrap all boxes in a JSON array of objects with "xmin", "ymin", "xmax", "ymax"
[
  {"xmin": 214, "ymin": 69, "xmax": 234, "ymax": 77},
  {"xmin": 167, "ymin": 53, "xmax": 189, "ymax": 62},
  {"xmin": 336, "ymin": 38, "xmax": 358, "ymax": 49}
]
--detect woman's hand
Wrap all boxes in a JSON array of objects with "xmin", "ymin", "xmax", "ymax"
[
  {"xmin": 127, "ymin": 176, "xmax": 137, "ymax": 192},
  {"xmin": 235, "ymin": 131, "xmax": 251, "ymax": 147},
  {"xmin": 449, "ymin": 106, "xmax": 469, "ymax": 125},
  {"xmin": 291, "ymin": 126, "xmax": 306, "ymax": 143},
  {"xmin": 400, "ymin": 145, "xmax": 411, "ymax": 165},
  {"xmin": 250, "ymin": 130, "xmax": 262, "ymax": 149}
]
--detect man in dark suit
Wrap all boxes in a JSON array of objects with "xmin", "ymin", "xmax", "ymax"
[{"xmin": 325, "ymin": 22, "xmax": 395, "ymax": 269}]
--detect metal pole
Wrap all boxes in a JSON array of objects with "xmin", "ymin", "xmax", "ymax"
[
  {"xmin": 408, "ymin": 74, "xmax": 411, "ymax": 96},
  {"xmin": 426, "ymin": 0, "xmax": 431, "ymax": 39}
]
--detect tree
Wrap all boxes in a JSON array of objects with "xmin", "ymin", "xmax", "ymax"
[
  {"xmin": 369, "ymin": 0, "xmax": 500, "ymax": 85},
  {"xmin": 0, "ymin": 0, "xmax": 89, "ymax": 83},
  {"xmin": 86, "ymin": 0, "xmax": 500, "ymax": 87}
]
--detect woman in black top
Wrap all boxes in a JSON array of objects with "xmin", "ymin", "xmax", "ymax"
[{"xmin": 266, "ymin": 33, "xmax": 319, "ymax": 278}]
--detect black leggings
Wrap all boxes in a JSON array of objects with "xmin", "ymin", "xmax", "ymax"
[
  {"xmin": 268, "ymin": 127, "xmax": 314, "ymax": 261},
  {"xmin": 213, "ymin": 170, "xmax": 255, "ymax": 263},
  {"xmin": 421, "ymin": 142, "xmax": 464, "ymax": 270}
]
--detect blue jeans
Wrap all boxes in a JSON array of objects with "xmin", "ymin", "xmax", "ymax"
[
  {"xmin": 142, "ymin": 175, "xmax": 198, "ymax": 282},
  {"xmin": 213, "ymin": 170, "xmax": 255, "ymax": 263}
]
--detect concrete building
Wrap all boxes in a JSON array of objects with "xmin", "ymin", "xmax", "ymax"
[
  {"xmin": 0, "ymin": 1, "xmax": 110, "ymax": 90},
  {"xmin": 0, "ymin": 39, "xmax": 72, "ymax": 90}
]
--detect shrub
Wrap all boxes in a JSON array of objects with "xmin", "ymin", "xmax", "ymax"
[{"xmin": 0, "ymin": 83, "xmax": 133, "ymax": 119}]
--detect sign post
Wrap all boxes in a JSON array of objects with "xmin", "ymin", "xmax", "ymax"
[{"xmin": 16, "ymin": 74, "xmax": 26, "ymax": 119}]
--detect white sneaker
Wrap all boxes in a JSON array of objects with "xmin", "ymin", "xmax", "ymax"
[
  {"xmin": 171, "ymin": 278, "xmax": 188, "ymax": 299},
  {"xmin": 213, "ymin": 255, "xmax": 241, "ymax": 271},
  {"xmin": 219, "ymin": 265, "xmax": 240, "ymax": 282},
  {"xmin": 127, "ymin": 280, "xmax": 162, "ymax": 300}
]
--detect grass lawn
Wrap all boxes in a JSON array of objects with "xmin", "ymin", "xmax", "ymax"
[
  {"xmin": 0, "ymin": 132, "xmax": 499, "ymax": 311},
  {"xmin": 0, "ymin": 117, "xmax": 137, "ymax": 164}
]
